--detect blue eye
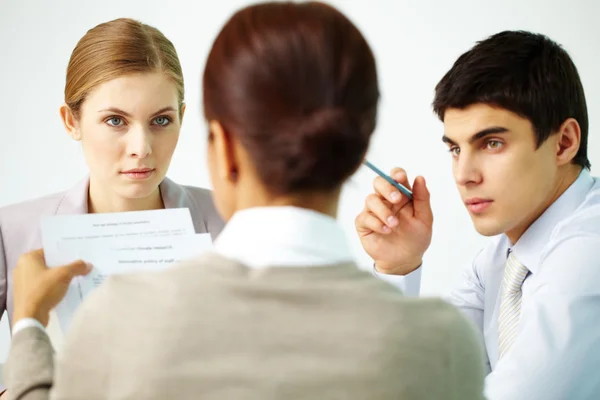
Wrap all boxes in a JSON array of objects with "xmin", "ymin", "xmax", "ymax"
[
  {"xmin": 152, "ymin": 116, "xmax": 171, "ymax": 126},
  {"xmin": 106, "ymin": 117, "xmax": 124, "ymax": 127}
]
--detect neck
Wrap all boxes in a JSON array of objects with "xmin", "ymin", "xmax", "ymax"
[
  {"xmin": 506, "ymin": 164, "xmax": 582, "ymax": 243},
  {"xmin": 88, "ymin": 178, "xmax": 164, "ymax": 214}
]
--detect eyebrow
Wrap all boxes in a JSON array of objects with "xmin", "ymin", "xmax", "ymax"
[
  {"xmin": 98, "ymin": 106, "xmax": 177, "ymax": 118},
  {"xmin": 442, "ymin": 126, "xmax": 509, "ymax": 146}
]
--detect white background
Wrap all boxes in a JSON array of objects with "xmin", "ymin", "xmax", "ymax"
[{"xmin": 1, "ymin": 0, "xmax": 598, "ymax": 361}]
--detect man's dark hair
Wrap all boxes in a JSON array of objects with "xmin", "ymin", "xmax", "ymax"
[{"xmin": 433, "ymin": 30, "xmax": 590, "ymax": 169}]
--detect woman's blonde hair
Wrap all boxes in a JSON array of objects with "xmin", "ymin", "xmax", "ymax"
[{"xmin": 65, "ymin": 18, "xmax": 184, "ymax": 118}]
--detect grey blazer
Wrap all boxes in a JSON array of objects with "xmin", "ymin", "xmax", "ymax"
[
  {"xmin": 5, "ymin": 253, "xmax": 486, "ymax": 400},
  {"xmin": 0, "ymin": 176, "xmax": 224, "ymax": 326}
]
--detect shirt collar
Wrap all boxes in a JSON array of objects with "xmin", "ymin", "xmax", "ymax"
[
  {"xmin": 511, "ymin": 169, "xmax": 594, "ymax": 273},
  {"xmin": 213, "ymin": 206, "xmax": 354, "ymax": 269}
]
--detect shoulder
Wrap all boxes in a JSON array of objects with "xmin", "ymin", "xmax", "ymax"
[
  {"xmin": 548, "ymin": 176, "xmax": 600, "ymax": 245},
  {"xmin": 375, "ymin": 295, "xmax": 485, "ymax": 380},
  {"xmin": 179, "ymin": 183, "xmax": 225, "ymax": 236},
  {"xmin": 0, "ymin": 177, "xmax": 88, "ymax": 232},
  {"xmin": 552, "ymin": 179, "xmax": 600, "ymax": 240},
  {"xmin": 179, "ymin": 184, "xmax": 216, "ymax": 209},
  {"xmin": 538, "ymin": 182, "xmax": 600, "ymax": 292},
  {"xmin": 418, "ymin": 299, "xmax": 486, "ymax": 393},
  {"xmin": 360, "ymin": 273, "xmax": 483, "ymax": 344},
  {"xmin": 537, "ymin": 237, "xmax": 600, "ymax": 293},
  {"xmin": 161, "ymin": 176, "xmax": 213, "ymax": 206},
  {"xmin": 390, "ymin": 295, "xmax": 481, "ymax": 340},
  {"xmin": 162, "ymin": 177, "xmax": 224, "ymax": 238},
  {"xmin": 424, "ymin": 299, "xmax": 484, "ymax": 352},
  {"xmin": 0, "ymin": 189, "xmax": 70, "ymax": 258},
  {"xmin": 403, "ymin": 298, "xmax": 485, "ymax": 369},
  {"xmin": 0, "ymin": 190, "xmax": 67, "ymax": 225},
  {"xmin": 178, "ymin": 183, "xmax": 213, "ymax": 199}
]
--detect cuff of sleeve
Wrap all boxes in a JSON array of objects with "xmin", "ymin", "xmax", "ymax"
[
  {"xmin": 12, "ymin": 318, "xmax": 46, "ymax": 336},
  {"xmin": 372, "ymin": 264, "xmax": 422, "ymax": 297}
]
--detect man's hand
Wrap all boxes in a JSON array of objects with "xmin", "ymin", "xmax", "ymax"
[
  {"xmin": 13, "ymin": 249, "xmax": 91, "ymax": 326},
  {"xmin": 355, "ymin": 168, "xmax": 433, "ymax": 275}
]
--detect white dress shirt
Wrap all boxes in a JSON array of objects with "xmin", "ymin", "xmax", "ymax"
[
  {"xmin": 213, "ymin": 206, "xmax": 355, "ymax": 268},
  {"xmin": 13, "ymin": 206, "xmax": 357, "ymax": 335},
  {"xmin": 380, "ymin": 169, "xmax": 600, "ymax": 399}
]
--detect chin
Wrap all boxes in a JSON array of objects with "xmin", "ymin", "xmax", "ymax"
[
  {"xmin": 120, "ymin": 188, "xmax": 157, "ymax": 200},
  {"xmin": 471, "ymin": 218, "xmax": 506, "ymax": 237},
  {"xmin": 118, "ymin": 181, "xmax": 160, "ymax": 199}
]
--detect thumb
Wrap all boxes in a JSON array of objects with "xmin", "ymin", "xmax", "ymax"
[
  {"xmin": 412, "ymin": 176, "xmax": 433, "ymax": 226},
  {"xmin": 51, "ymin": 260, "xmax": 92, "ymax": 284}
]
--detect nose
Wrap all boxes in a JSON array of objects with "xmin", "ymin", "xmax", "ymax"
[
  {"xmin": 454, "ymin": 152, "xmax": 482, "ymax": 187},
  {"xmin": 126, "ymin": 125, "xmax": 152, "ymax": 158}
]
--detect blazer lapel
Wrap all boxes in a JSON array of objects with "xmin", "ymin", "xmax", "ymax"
[
  {"xmin": 55, "ymin": 176, "xmax": 90, "ymax": 216},
  {"xmin": 159, "ymin": 177, "xmax": 205, "ymax": 233},
  {"xmin": 160, "ymin": 177, "xmax": 189, "ymax": 209}
]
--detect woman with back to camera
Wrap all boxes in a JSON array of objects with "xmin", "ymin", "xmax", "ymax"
[
  {"xmin": 0, "ymin": 18, "xmax": 224, "ymax": 353},
  {"xmin": 6, "ymin": 2, "xmax": 486, "ymax": 399}
]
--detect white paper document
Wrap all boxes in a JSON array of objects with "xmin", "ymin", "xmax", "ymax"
[
  {"xmin": 41, "ymin": 208, "xmax": 197, "ymax": 264},
  {"xmin": 40, "ymin": 208, "xmax": 213, "ymax": 334}
]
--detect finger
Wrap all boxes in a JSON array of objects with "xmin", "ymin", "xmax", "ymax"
[
  {"xmin": 373, "ymin": 176, "xmax": 412, "ymax": 206},
  {"xmin": 51, "ymin": 260, "xmax": 92, "ymax": 284},
  {"xmin": 65, "ymin": 260, "xmax": 93, "ymax": 277},
  {"xmin": 389, "ymin": 168, "xmax": 412, "ymax": 191},
  {"xmin": 365, "ymin": 194, "xmax": 399, "ymax": 228},
  {"xmin": 412, "ymin": 176, "xmax": 433, "ymax": 226},
  {"xmin": 373, "ymin": 168, "xmax": 414, "ymax": 205},
  {"xmin": 372, "ymin": 176, "xmax": 402, "ymax": 204},
  {"xmin": 355, "ymin": 211, "xmax": 392, "ymax": 235}
]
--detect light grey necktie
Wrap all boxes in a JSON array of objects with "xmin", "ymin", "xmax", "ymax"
[{"xmin": 497, "ymin": 251, "xmax": 529, "ymax": 358}]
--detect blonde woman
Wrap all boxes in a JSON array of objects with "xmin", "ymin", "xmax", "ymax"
[{"xmin": 0, "ymin": 18, "xmax": 224, "ymax": 354}]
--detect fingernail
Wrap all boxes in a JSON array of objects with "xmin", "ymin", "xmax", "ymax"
[
  {"xmin": 387, "ymin": 216, "xmax": 399, "ymax": 227},
  {"xmin": 382, "ymin": 225, "xmax": 391, "ymax": 233},
  {"xmin": 390, "ymin": 192, "xmax": 400, "ymax": 202},
  {"xmin": 85, "ymin": 263, "xmax": 93, "ymax": 272},
  {"xmin": 395, "ymin": 172, "xmax": 404, "ymax": 180}
]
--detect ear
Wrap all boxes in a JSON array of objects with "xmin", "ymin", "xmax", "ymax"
[
  {"xmin": 209, "ymin": 120, "xmax": 238, "ymax": 182},
  {"xmin": 60, "ymin": 104, "xmax": 81, "ymax": 141},
  {"xmin": 179, "ymin": 103, "xmax": 187, "ymax": 124},
  {"xmin": 555, "ymin": 118, "xmax": 581, "ymax": 166}
]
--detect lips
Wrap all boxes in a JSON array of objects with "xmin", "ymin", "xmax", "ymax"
[
  {"xmin": 122, "ymin": 168, "xmax": 153, "ymax": 173},
  {"xmin": 465, "ymin": 198, "xmax": 493, "ymax": 214},
  {"xmin": 121, "ymin": 168, "xmax": 155, "ymax": 180}
]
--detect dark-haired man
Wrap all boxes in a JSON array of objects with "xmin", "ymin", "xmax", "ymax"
[{"xmin": 356, "ymin": 30, "xmax": 600, "ymax": 399}]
